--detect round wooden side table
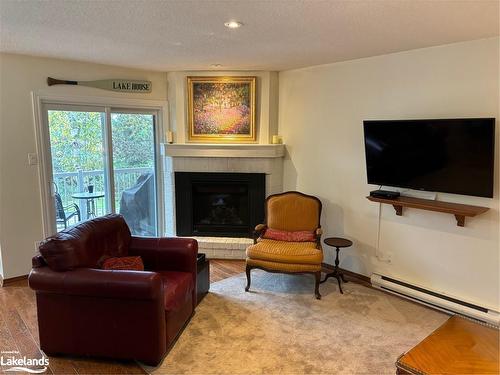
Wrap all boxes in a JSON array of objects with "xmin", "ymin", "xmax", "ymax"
[{"xmin": 320, "ymin": 237, "xmax": 353, "ymax": 294}]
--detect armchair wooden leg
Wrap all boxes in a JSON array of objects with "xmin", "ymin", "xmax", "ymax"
[
  {"xmin": 314, "ymin": 271, "xmax": 321, "ymax": 300},
  {"xmin": 245, "ymin": 264, "xmax": 252, "ymax": 292}
]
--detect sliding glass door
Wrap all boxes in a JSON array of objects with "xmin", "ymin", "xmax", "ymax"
[
  {"xmin": 111, "ymin": 112, "xmax": 157, "ymax": 236},
  {"xmin": 44, "ymin": 105, "xmax": 159, "ymax": 236}
]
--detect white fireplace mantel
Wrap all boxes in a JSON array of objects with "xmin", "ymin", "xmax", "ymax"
[
  {"xmin": 162, "ymin": 143, "xmax": 285, "ymax": 158},
  {"xmin": 162, "ymin": 142, "xmax": 285, "ymax": 259}
]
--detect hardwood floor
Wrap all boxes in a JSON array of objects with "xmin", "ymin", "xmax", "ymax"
[
  {"xmin": 0, "ymin": 259, "xmax": 245, "ymax": 374},
  {"xmin": 210, "ymin": 259, "xmax": 245, "ymax": 283}
]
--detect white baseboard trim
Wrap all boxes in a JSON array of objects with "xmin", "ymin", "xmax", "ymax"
[{"xmin": 371, "ymin": 273, "xmax": 499, "ymax": 326}]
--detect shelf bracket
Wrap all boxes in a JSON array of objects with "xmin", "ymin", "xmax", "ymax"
[
  {"xmin": 454, "ymin": 215, "xmax": 465, "ymax": 227},
  {"xmin": 392, "ymin": 205, "xmax": 403, "ymax": 216}
]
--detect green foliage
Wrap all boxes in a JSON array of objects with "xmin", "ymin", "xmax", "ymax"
[
  {"xmin": 48, "ymin": 110, "xmax": 104, "ymax": 173},
  {"xmin": 48, "ymin": 111, "xmax": 154, "ymax": 173},
  {"xmin": 111, "ymin": 113, "xmax": 154, "ymax": 169}
]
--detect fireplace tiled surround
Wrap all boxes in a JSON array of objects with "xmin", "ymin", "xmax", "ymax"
[
  {"xmin": 190, "ymin": 237, "xmax": 254, "ymax": 259},
  {"xmin": 163, "ymin": 144, "xmax": 285, "ymax": 259}
]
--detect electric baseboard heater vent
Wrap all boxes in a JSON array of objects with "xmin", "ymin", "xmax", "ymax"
[{"xmin": 371, "ymin": 273, "xmax": 499, "ymax": 326}]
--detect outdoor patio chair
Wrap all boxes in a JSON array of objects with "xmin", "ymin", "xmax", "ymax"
[{"xmin": 55, "ymin": 191, "xmax": 81, "ymax": 228}]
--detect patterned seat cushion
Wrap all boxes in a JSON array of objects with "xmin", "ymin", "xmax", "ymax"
[{"xmin": 246, "ymin": 239, "xmax": 322, "ymax": 265}]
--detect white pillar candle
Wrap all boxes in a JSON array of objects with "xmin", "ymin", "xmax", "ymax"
[{"xmin": 167, "ymin": 131, "xmax": 174, "ymax": 144}]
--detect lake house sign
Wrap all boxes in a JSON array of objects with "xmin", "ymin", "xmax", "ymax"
[{"xmin": 47, "ymin": 77, "xmax": 152, "ymax": 93}]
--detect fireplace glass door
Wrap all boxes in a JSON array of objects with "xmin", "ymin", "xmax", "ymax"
[
  {"xmin": 192, "ymin": 182, "xmax": 249, "ymax": 234},
  {"xmin": 174, "ymin": 172, "xmax": 265, "ymax": 238}
]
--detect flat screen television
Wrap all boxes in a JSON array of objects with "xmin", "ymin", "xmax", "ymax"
[{"xmin": 363, "ymin": 118, "xmax": 495, "ymax": 198}]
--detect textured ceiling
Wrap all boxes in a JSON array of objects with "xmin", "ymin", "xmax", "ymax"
[{"xmin": 0, "ymin": 0, "xmax": 498, "ymax": 71}]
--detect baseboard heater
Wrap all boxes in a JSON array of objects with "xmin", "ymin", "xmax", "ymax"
[{"xmin": 371, "ymin": 273, "xmax": 500, "ymax": 326}]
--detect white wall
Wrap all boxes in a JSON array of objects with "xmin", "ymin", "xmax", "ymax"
[
  {"xmin": 0, "ymin": 245, "xmax": 4, "ymax": 281},
  {"xmin": 167, "ymin": 71, "xmax": 279, "ymax": 144},
  {"xmin": 0, "ymin": 53, "xmax": 167, "ymax": 279},
  {"xmin": 278, "ymin": 38, "xmax": 499, "ymax": 309}
]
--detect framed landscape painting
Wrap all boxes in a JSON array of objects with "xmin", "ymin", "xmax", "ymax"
[{"xmin": 187, "ymin": 76, "xmax": 256, "ymax": 143}]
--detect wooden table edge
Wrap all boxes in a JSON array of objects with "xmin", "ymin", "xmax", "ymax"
[
  {"xmin": 395, "ymin": 315, "xmax": 500, "ymax": 375},
  {"xmin": 396, "ymin": 353, "xmax": 426, "ymax": 375}
]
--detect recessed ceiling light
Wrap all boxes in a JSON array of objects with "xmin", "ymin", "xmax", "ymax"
[{"xmin": 224, "ymin": 21, "xmax": 243, "ymax": 29}]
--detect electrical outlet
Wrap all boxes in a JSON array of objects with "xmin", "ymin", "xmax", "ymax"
[
  {"xmin": 377, "ymin": 253, "xmax": 392, "ymax": 263},
  {"xmin": 27, "ymin": 153, "xmax": 38, "ymax": 166}
]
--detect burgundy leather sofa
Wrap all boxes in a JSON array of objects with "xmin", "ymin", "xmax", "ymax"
[{"xmin": 29, "ymin": 214, "xmax": 198, "ymax": 366}]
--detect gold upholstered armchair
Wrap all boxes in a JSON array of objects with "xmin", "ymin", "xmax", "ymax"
[{"xmin": 245, "ymin": 191, "xmax": 324, "ymax": 299}]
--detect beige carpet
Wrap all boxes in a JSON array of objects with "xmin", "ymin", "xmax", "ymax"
[{"xmin": 144, "ymin": 270, "xmax": 448, "ymax": 374}]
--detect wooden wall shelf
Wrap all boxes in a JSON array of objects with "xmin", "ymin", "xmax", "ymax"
[{"xmin": 366, "ymin": 195, "xmax": 489, "ymax": 227}]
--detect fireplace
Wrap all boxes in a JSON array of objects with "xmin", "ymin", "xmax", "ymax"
[{"xmin": 175, "ymin": 172, "xmax": 265, "ymax": 238}]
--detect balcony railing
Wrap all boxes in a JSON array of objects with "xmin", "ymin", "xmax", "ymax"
[{"xmin": 54, "ymin": 167, "xmax": 153, "ymax": 218}]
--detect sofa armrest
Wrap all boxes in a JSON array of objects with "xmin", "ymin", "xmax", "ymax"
[
  {"xmin": 29, "ymin": 267, "xmax": 163, "ymax": 300},
  {"xmin": 128, "ymin": 237, "xmax": 198, "ymax": 274}
]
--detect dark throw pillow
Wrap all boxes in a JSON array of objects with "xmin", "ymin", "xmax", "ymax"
[{"xmin": 101, "ymin": 256, "xmax": 144, "ymax": 271}]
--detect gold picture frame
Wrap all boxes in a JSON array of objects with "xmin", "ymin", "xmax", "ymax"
[{"xmin": 187, "ymin": 76, "xmax": 256, "ymax": 143}]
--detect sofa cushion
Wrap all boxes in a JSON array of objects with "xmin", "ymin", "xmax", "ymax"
[
  {"xmin": 39, "ymin": 214, "xmax": 131, "ymax": 271},
  {"xmin": 246, "ymin": 239, "xmax": 322, "ymax": 265},
  {"xmin": 263, "ymin": 228, "xmax": 316, "ymax": 242},
  {"xmin": 157, "ymin": 271, "xmax": 194, "ymax": 312},
  {"xmin": 102, "ymin": 256, "xmax": 144, "ymax": 271}
]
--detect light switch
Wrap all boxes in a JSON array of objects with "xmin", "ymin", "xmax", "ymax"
[{"xmin": 28, "ymin": 153, "xmax": 38, "ymax": 165}]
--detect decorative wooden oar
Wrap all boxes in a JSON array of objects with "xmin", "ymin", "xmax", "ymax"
[{"xmin": 47, "ymin": 77, "xmax": 152, "ymax": 93}]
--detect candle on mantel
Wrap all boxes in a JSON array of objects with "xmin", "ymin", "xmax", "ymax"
[
  {"xmin": 272, "ymin": 135, "xmax": 282, "ymax": 144},
  {"xmin": 167, "ymin": 131, "xmax": 174, "ymax": 144}
]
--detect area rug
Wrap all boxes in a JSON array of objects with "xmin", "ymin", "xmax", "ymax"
[{"xmin": 143, "ymin": 270, "xmax": 448, "ymax": 374}]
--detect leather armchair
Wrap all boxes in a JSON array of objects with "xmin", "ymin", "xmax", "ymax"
[{"xmin": 29, "ymin": 214, "xmax": 197, "ymax": 366}]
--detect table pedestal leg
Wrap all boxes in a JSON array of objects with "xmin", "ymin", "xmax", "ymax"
[
  {"xmin": 320, "ymin": 246, "xmax": 347, "ymax": 294},
  {"xmin": 80, "ymin": 200, "xmax": 88, "ymax": 221},
  {"xmin": 88, "ymin": 198, "xmax": 95, "ymax": 218}
]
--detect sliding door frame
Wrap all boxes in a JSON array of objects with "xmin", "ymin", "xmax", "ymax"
[{"xmin": 32, "ymin": 92, "xmax": 168, "ymax": 238}]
